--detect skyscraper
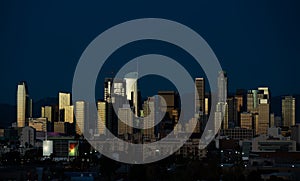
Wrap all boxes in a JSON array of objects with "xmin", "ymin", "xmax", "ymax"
[
  {"xmin": 118, "ymin": 104, "xmax": 133, "ymax": 136},
  {"xmin": 17, "ymin": 82, "xmax": 27, "ymax": 128},
  {"xmin": 97, "ymin": 101, "xmax": 106, "ymax": 135},
  {"xmin": 64, "ymin": 105, "xmax": 74, "ymax": 123},
  {"xmin": 247, "ymin": 90, "xmax": 260, "ymax": 113},
  {"xmin": 240, "ymin": 112, "xmax": 253, "ymax": 130},
  {"xmin": 41, "ymin": 106, "xmax": 53, "ymax": 122},
  {"xmin": 195, "ymin": 78, "xmax": 205, "ymax": 115},
  {"xmin": 282, "ymin": 96, "xmax": 296, "ymax": 128},
  {"xmin": 59, "ymin": 92, "xmax": 71, "ymax": 110},
  {"xmin": 256, "ymin": 87, "xmax": 270, "ymax": 135},
  {"xmin": 59, "ymin": 92, "xmax": 73, "ymax": 123},
  {"xmin": 75, "ymin": 101, "xmax": 85, "ymax": 135},
  {"xmin": 257, "ymin": 98, "xmax": 270, "ymax": 135},
  {"xmin": 216, "ymin": 71, "xmax": 228, "ymax": 132},
  {"xmin": 124, "ymin": 72, "xmax": 138, "ymax": 116},
  {"xmin": 104, "ymin": 78, "xmax": 126, "ymax": 101},
  {"xmin": 227, "ymin": 97, "xmax": 237, "ymax": 127},
  {"xmin": 143, "ymin": 97, "xmax": 156, "ymax": 138},
  {"xmin": 158, "ymin": 91, "xmax": 178, "ymax": 121},
  {"xmin": 217, "ymin": 71, "xmax": 227, "ymax": 103}
]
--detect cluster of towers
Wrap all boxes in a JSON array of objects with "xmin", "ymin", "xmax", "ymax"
[{"xmin": 16, "ymin": 70, "xmax": 296, "ymax": 141}]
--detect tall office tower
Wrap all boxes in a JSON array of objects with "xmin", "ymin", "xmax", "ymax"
[
  {"xmin": 247, "ymin": 87, "xmax": 270, "ymax": 135},
  {"xmin": 195, "ymin": 78, "xmax": 205, "ymax": 116},
  {"xmin": 106, "ymin": 97, "xmax": 116, "ymax": 135},
  {"xmin": 240, "ymin": 112, "xmax": 253, "ymax": 130},
  {"xmin": 41, "ymin": 106, "xmax": 53, "ymax": 122},
  {"xmin": 257, "ymin": 98, "xmax": 270, "ymax": 135},
  {"xmin": 247, "ymin": 90, "xmax": 258, "ymax": 113},
  {"xmin": 215, "ymin": 71, "xmax": 228, "ymax": 132},
  {"xmin": 63, "ymin": 105, "xmax": 74, "ymax": 123},
  {"xmin": 104, "ymin": 78, "xmax": 112, "ymax": 102},
  {"xmin": 97, "ymin": 101, "xmax": 106, "ymax": 135},
  {"xmin": 104, "ymin": 78, "xmax": 126, "ymax": 101},
  {"xmin": 59, "ymin": 92, "xmax": 71, "ymax": 121},
  {"xmin": 217, "ymin": 71, "xmax": 227, "ymax": 103},
  {"xmin": 222, "ymin": 103, "xmax": 229, "ymax": 129},
  {"xmin": 124, "ymin": 72, "xmax": 139, "ymax": 116},
  {"xmin": 227, "ymin": 97, "xmax": 237, "ymax": 128},
  {"xmin": 143, "ymin": 97, "xmax": 156, "ymax": 138},
  {"xmin": 118, "ymin": 104, "xmax": 133, "ymax": 136},
  {"xmin": 282, "ymin": 96, "xmax": 296, "ymax": 128},
  {"xmin": 17, "ymin": 82, "xmax": 27, "ymax": 128},
  {"xmin": 75, "ymin": 101, "xmax": 85, "ymax": 135},
  {"xmin": 158, "ymin": 91, "xmax": 178, "ymax": 121}
]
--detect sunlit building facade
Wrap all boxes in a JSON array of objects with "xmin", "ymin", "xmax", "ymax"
[
  {"xmin": 282, "ymin": 96, "xmax": 296, "ymax": 128},
  {"xmin": 97, "ymin": 101, "xmax": 106, "ymax": 135},
  {"xmin": 17, "ymin": 82, "xmax": 27, "ymax": 127},
  {"xmin": 59, "ymin": 92, "xmax": 71, "ymax": 122},
  {"xmin": 75, "ymin": 101, "xmax": 85, "ymax": 135}
]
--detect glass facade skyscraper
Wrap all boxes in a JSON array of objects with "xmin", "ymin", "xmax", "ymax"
[
  {"xmin": 17, "ymin": 82, "xmax": 27, "ymax": 128},
  {"xmin": 282, "ymin": 96, "xmax": 296, "ymax": 128}
]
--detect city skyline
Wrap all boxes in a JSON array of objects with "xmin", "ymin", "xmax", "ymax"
[{"xmin": 1, "ymin": 1, "xmax": 300, "ymax": 179}]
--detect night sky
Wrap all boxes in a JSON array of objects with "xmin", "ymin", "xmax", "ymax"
[{"xmin": 1, "ymin": 1, "xmax": 300, "ymax": 105}]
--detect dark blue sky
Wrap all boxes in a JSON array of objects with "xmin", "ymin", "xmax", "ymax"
[{"xmin": 1, "ymin": 1, "xmax": 300, "ymax": 104}]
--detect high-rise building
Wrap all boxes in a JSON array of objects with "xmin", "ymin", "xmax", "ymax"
[
  {"xmin": 282, "ymin": 96, "xmax": 296, "ymax": 128},
  {"xmin": 240, "ymin": 112, "xmax": 253, "ymax": 130},
  {"xmin": 97, "ymin": 101, "xmax": 106, "ymax": 135},
  {"xmin": 257, "ymin": 98, "xmax": 270, "ymax": 135},
  {"xmin": 247, "ymin": 90, "xmax": 258, "ymax": 113},
  {"xmin": 41, "ymin": 106, "xmax": 53, "ymax": 122},
  {"xmin": 17, "ymin": 82, "xmax": 27, "ymax": 128},
  {"xmin": 195, "ymin": 78, "xmax": 205, "ymax": 115},
  {"xmin": 143, "ymin": 97, "xmax": 156, "ymax": 138},
  {"xmin": 59, "ymin": 92, "xmax": 71, "ymax": 110},
  {"xmin": 118, "ymin": 104, "xmax": 133, "ymax": 136},
  {"xmin": 215, "ymin": 71, "xmax": 228, "ymax": 132},
  {"xmin": 227, "ymin": 97, "xmax": 237, "ymax": 128},
  {"xmin": 223, "ymin": 103, "xmax": 229, "ymax": 129},
  {"xmin": 106, "ymin": 97, "xmax": 117, "ymax": 136},
  {"xmin": 217, "ymin": 71, "xmax": 227, "ymax": 103},
  {"xmin": 75, "ymin": 101, "xmax": 85, "ymax": 135},
  {"xmin": 59, "ymin": 92, "xmax": 70, "ymax": 121},
  {"xmin": 59, "ymin": 92, "xmax": 73, "ymax": 123},
  {"xmin": 104, "ymin": 78, "xmax": 112, "ymax": 102},
  {"xmin": 104, "ymin": 78, "xmax": 126, "ymax": 101},
  {"xmin": 124, "ymin": 72, "xmax": 139, "ymax": 117},
  {"xmin": 247, "ymin": 87, "xmax": 270, "ymax": 135},
  {"xmin": 64, "ymin": 105, "xmax": 74, "ymax": 123},
  {"xmin": 158, "ymin": 91, "xmax": 178, "ymax": 121}
]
